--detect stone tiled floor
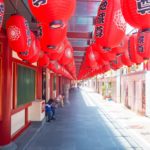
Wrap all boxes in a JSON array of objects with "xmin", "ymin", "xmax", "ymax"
[{"xmin": 23, "ymin": 88, "xmax": 144, "ymax": 150}]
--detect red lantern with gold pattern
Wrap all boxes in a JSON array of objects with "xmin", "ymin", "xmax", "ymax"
[
  {"xmin": 65, "ymin": 60, "xmax": 76, "ymax": 78},
  {"xmin": 128, "ymin": 33, "xmax": 143, "ymax": 64},
  {"xmin": 121, "ymin": 54, "xmax": 133, "ymax": 67},
  {"xmin": 91, "ymin": 43, "xmax": 108, "ymax": 64},
  {"xmin": 95, "ymin": 0, "xmax": 126, "ymax": 48},
  {"xmin": 28, "ymin": 0, "xmax": 76, "ymax": 28},
  {"xmin": 28, "ymin": 38, "xmax": 41, "ymax": 63},
  {"xmin": 137, "ymin": 29, "xmax": 150, "ymax": 60},
  {"xmin": 48, "ymin": 61, "xmax": 62, "ymax": 74},
  {"xmin": 102, "ymin": 64, "xmax": 111, "ymax": 73},
  {"xmin": 40, "ymin": 24, "xmax": 67, "ymax": 52},
  {"xmin": 58, "ymin": 40, "xmax": 73, "ymax": 65},
  {"xmin": 6, "ymin": 15, "xmax": 31, "ymax": 52},
  {"xmin": 38, "ymin": 54, "xmax": 49, "ymax": 67},
  {"xmin": 97, "ymin": 46, "xmax": 116, "ymax": 62},
  {"xmin": 85, "ymin": 46, "xmax": 99, "ymax": 69},
  {"xmin": 121, "ymin": 0, "xmax": 150, "ymax": 29},
  {"xmin": 112, "ymin": 35, "xmax": 128, "ymax": 55},
  {"xmin": 48, "ymin": 42, "xmax": 65, "ymax": 60},
  {"xmin": 110, "ymin": 55, "xmax": 123, "ymax": 70},
  {"xmin": 17, "ymin": 32, "xmax": 35, "ymax": 60}
]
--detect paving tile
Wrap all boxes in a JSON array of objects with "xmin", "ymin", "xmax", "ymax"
[{"xmin": 15, "ymin": 88, "xmax": 144, "ymax": 150}]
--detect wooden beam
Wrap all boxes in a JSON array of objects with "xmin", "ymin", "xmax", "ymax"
[{"xmin": 67, "ymin": 32, "xmax": 92, "ymax": 39}]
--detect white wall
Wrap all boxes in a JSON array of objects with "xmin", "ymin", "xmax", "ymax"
[
  {"xmin": 29, "ymin": 100, "xmax": 45, "ymax": 121},
  {"xmin": 11, "ymin": 109, "xmax": 25, "ymax": 135},
  {"xmin": 145, "ymin": 71, "xmax": 150, "ymax": 117}
]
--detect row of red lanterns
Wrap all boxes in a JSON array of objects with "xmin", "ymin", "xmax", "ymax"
[
  {"xmin": 78, "ymin": 0, "xmax": 150, "ymax": 80},
  {"xmin": 28, "ymin": 0, "xmax": 76, "ymax": 65},
  {"xmin": 27, "ymin": 0, "xmax": 77, "ymax": 79},
  {"xmin": 6, "ymin": 14, "xmax": 76, "ymax": 80},
  {"xmin": 4, "ymin": 0, "xmax": 77, "ymax": 79},
  {"xmin": 78, "ymin": 33, "xmax": 146, "ymax": 80}
]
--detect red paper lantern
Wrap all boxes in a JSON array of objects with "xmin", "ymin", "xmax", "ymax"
[
  {"xmin": 38, "ymin": 54, "xmax": 49, "ymax": 67},
  {"xmin": 121, "ymin": 0, "xmax": 150, "ymax": 29},
  {"xmin": 128, "ymin": 33, "xmax": 143, "ymax": 64},
  {"xmin": 112, "ymin": 35, "xmax": 128, "ymax": 55},
  {"xmin": 40, "ymin": 24, "xmax": 67, "ymax": 52},
  {"xmin": 97, "ymin": 46, "xmax": 116, "ymax": 61},
  {"xmin": 48, "ymin": 61, "xmax": 62, "ymax": 74},
  {"xmin": 85, "ymin": 46, "xmax": 99, "ymax": 69},
  {"xmin": 17, "ymin": 32, "xmax": 36, "ymax": 60},
  {"xmin": 121, "ymin": 46, "xmax": 133, "ymax": 67},
  {"xmin": 111, "ymin": 47, "xmax": 124, "ymax": 55},
  {"xmin": 58, "ymin": 40, "xmax": 73, "ymax": 65},
  {"xmin": 6, "ymin": 15, "xmax": 31, "ymax": 52},
  {"xmin": 0, "ymin": 0, "xmax": 4, "ymax": 31},
  {"xmin": 78, "ymin": 63, "xmax": 92, "ymax": 80},
  {"xmin": 61, "ymin": 67, "xmax": 73, "ymax": 79},
  {"xmin": 28, "ymin": 38, "xmax": 41, "ymax": 63},
  {"xmin": 137, "ymin": 29, "xmax": 150, "ymax": 60},
  {"xmin": 95, "ymin": 0, "xmax": 126, "ymax": 48},
  {"xmin": 102, "ymin": 64, "xmax": 111, "ymax": 73},
  {"xmin": 48, "ymin": 42, "xmax": 65, "ymax": 60},
  {"xmin": 110, "ymin": 55, "xmax": 123, "ymax": 70},
  {"xmin": 91, "ymin": 44, "xmax": 108, "ymax": 64},
  {"xmin": 65, "ymin": 61, "xmax": 76, "ymax": 78},
  {"xmin": 121, "ymin": 54, "xmax": 133, "ymax": 67},
  {"xmin": 91, "ymin": 67, "xmax": 103, "ymax": 76},
  {"xmin": 28, "ymin": 0, "xmax": 76, "ymax": 28}
]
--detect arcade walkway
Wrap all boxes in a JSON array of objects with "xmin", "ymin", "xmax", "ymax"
[{"xmin": 14, "ymin": 88, "xmax": 150, "ymax": 150}]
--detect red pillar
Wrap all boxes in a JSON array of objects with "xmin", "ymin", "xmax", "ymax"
[
  {"xmin": 0, "ymin": 32, "xmax": 12, "ymax": 146},
  {"xmin": 56, "ymin": 75, "xmax": 59, "ymax": 96},
  {"xmin": 59, "ymin": 76, "xmax": 62, "ymax": 94},
  {"xmin": 36, "ymin": 67, "xmax": 42, "ymax": 99},
  {"xmin": 50, "ymin": 73, "xmax": 54, "ymax": 98}
]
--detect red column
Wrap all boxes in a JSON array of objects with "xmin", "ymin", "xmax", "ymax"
[
  {"xmin": 50, "ymin": 73, "xmax": 54, "ymax": 98},
  {"xmin": 56, "ymin": 75, "xmax": 59, "ymax": 96},
  {"xmin": 60, "ymin": 76, "xmax": 62, "ymax": 94},
  {"xmin": 36, "ymin": 67, "xmax": 42, "ymax": 99},
  {"xmin": 0, "ymin": 32, "xmax": 12, "ymax": 146}
]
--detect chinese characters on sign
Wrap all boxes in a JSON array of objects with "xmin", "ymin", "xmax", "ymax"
[
  {"xmin": 96, "ymin": 0, "xmax": 108, "ymax": 38},
  {"xmin": 0, "ymin": 3, "xmax": 4, "ymax": 27},
  {"xmin": 24, "ymin": 20, "xmax": 31, "ymax": 47},
  {"xmin": 99, "ymin": 0, "xmax": 108, "ymax": 11},
  {"xmin": 136, "ymin": 0, "xmax": 150, "ymax": 14},
  {"xmin": 32, "ymin": 0, "xmax": 47, "ymax": 7},
  {"xmin": 97, "ymin": 13, "xmax": 105, "ymax": 24},
  {"xmin": 137, "ymin": 33, "xmax": 145, "ymax": 53},
  {"xmin": 95, "ymin": 26, "xmax": 104, "ymax": 37}
]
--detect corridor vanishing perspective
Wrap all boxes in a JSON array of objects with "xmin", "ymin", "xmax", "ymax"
[
  {"xmin": 22, "ymin": 88, "xmax": 144, "ymax": 150},
  {"xmin": 1, "ymin": 1, "xmax": 150, "ymax": 149}
]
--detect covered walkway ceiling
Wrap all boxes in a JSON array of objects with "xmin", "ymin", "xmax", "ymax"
[{"xmin": 4, "ymin": 0, "xmax": 101, "ymax": 75}]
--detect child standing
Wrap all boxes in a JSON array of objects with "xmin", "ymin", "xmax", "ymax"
[{"xmin": 45, "ymin": 100, "xmax": 52, "ymax": 122}]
